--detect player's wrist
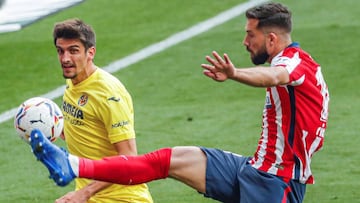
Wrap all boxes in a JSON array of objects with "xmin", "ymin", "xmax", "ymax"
[{"xmin": 78, "ymin": 186, "xmax": 93, "ymax": 199}]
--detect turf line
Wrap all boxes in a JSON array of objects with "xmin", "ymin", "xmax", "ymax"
[{"xmin": 0, "ymin": 0, "xmax": 268, "ymax": 124}]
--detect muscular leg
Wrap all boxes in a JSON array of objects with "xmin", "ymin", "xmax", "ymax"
[
  {"xmin": 168, "ymin": 146, "xmax": 207, "ymax": 193},
  {"xmin": 78, "ymin": 146, "xmax": 207, "ymax": 193},
  {"xmin": 30, "ymin": 129, "xmax": 208, "ymax": 190}
]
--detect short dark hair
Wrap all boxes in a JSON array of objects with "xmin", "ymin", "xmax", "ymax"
[
  {"xmin": 53, "ymin": 18, "xmax": 96, "ymax": 50},
  {"xmin": 245, "ymin": 2, "xmax": 292, "ymax": 33}
]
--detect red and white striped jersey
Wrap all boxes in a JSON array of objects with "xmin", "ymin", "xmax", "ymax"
[{"xmin": 249, "ymin": 43, "xmax": 330, "ymax": 184}]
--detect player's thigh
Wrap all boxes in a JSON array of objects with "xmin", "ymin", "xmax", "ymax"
[
  {"xmin": 168, "ymin": 146, "xmax": 207, "ymax": 193},
  {"xmin": 201, "ymin": 148, "xmax": 247, "ymax": 203}
]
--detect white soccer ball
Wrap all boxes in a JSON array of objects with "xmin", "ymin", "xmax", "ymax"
[{"xmin": 14, "ymin": 97, "xmax": 64, "ymax": 144}]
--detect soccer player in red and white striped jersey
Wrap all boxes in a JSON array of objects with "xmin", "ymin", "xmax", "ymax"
[
  {"xmin": 249, "ymin": 42, "xmax": 329, "ymax": 185},
  {"xmin": 31, "ymin": 2, "xmax": 329, "ymax": 203}
]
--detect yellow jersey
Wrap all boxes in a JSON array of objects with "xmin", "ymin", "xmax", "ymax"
[{"xmin": 62, "ymin": 68, "xmax": 153, "ymax": 203}]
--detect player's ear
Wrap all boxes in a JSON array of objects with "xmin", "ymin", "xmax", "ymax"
[
  {"xmin": 265, "ymin": 32, "xmax": 278, "ymax": 54},
  {"xmin": 267, "ymin": 32, "xmax": 277, "ymax": 46},
  {"xmin": 87, "ymin": 46, "xmax": 96, "ymax": 60}
]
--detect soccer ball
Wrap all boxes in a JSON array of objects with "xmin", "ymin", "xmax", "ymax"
[{"xmin": 14, "ymin": 97, "xmax": 64, "ymax": 144}]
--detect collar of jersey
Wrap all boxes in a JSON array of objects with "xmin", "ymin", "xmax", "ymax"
[{"xmin": 287, "ymin": 42, "xmax": 300, "ymax": 48}]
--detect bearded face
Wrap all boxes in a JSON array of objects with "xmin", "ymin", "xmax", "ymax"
[{"xmin": 250, "ymin": 44, "xmax": 269, "ymax": 65}]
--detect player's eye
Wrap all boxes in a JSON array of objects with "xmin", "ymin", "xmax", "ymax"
[
  {"xmin": 69, "ymin": 49, "xmax": 79, "ymax": 54},
  {"xmin": 248, "ymin": 33, "xmax": 255, "ymax": 38},
  {"xmin": 56, "ymin": 48, "xmax": 64, "ymax": 54}
]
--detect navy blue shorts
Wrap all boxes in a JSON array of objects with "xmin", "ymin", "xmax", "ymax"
[{"xmin": 200, "ymin": 147, "xmax": 306, "ymax": 203}]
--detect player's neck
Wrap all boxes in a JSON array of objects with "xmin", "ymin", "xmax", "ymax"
[{"xmin": 71, "ymin": 64, "xmax": 97, "ymax": 85}]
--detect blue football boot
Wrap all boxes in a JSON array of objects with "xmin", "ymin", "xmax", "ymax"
[{"xmin": 30, "ymin": 129, "xmax": 75, "ymax": 186}]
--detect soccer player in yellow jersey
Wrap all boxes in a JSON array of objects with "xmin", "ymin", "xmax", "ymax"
[{"xmin": 53, "ymin": 18, "xmax": 153, "ymax": 203}]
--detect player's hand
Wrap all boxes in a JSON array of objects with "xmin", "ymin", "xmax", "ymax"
[
  {"xmin": 201, "ymin": 51, "xmax": 236, "ymax": 82},
  {"xmin": 55, "ymin": 190, "xmax": 90, "ymax": 203}
]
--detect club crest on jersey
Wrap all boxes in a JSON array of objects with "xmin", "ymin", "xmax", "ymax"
[{"xmin": 78, "ymin": 94, "xmax": 88, "ymax": 106}]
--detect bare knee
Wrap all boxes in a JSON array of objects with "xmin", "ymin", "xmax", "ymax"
[{"xmin": 168, "ymin": 146, "xmax": 207, "ymax": 193}]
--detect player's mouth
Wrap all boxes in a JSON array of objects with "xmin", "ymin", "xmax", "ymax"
[
  {"xmin": 62, "ymin": 64, "xmax": 75, "ymax": 69},
  {"xmin": 246, "ymin": 49, "xmax": 254, "ymax": 57},
  {"xmin": 246, "ymin": 46, "xmax": 253, "ymax": 53}
]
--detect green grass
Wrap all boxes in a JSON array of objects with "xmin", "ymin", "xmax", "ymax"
[{"xmin": 1, "ymin": 0, "xmax": 359, "ymax": 202}]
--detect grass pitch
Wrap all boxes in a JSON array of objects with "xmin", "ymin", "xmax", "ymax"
[{"xmin": 0, "ymin": 0, "xmax": 359, "ymax": 202}]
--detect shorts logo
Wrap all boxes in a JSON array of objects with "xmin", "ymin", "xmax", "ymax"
[{"xmin": 78, "ymin": 94, "xmax": 88, "ymax": 106}]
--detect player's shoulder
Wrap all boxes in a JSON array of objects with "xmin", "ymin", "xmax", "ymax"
[
  {"xmin": 93, "ymin": 68, "xmax": 125, "ymax": 88},
  {"xmin": 282, "ymin": 46, "xmax": 302, "ymax": 57},
  {"xmin": 272, "ymin": 45, "xmax": 313, "ymax": 67},
  {"xmin": 96, "ymin": 68, "xmax": 118, "ymax": 81}
]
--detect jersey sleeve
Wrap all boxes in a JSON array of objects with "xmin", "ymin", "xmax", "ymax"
[
  {"xmin": 97, "ymin": 89, "xmax": 136, "ymax": 144},
  {"xmin": 272, "ymin": 51, "xmax": 306, "ymax": 86}
]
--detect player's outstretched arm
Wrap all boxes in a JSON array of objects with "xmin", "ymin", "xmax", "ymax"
[
  {"xmin": 201, "ymin": 51, "xmax": 290, "ymax": 87},
  {"xmin": 201, "ymin": 51, "xmax": 236, "ymax": 82}
]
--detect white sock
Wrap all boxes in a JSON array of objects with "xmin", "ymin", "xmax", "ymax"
[{"xmin": 68, "ymin": 154, "xmax": 79, "ymax": 176}]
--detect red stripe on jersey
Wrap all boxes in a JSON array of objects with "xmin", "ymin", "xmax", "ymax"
[{"xmin": 250, "ymin": 44, "xmax": 329, "ymax": 184}]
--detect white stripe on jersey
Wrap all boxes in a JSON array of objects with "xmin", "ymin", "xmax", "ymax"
[
  {"xmin": 252, "ymin": 108, "xmax": 268, "ymax": 169},
  {"xmin": 272, "ymin": 87, "xmax": 285, "ymax": 175}
]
